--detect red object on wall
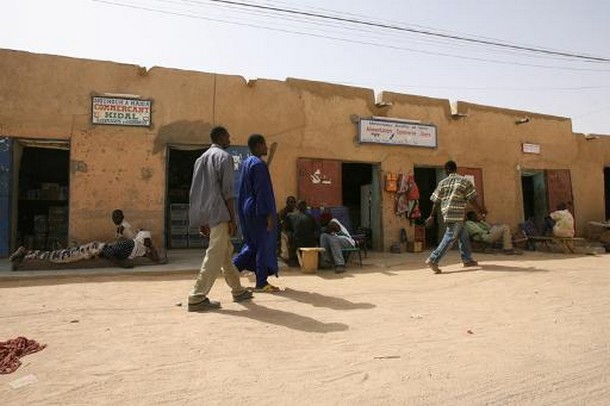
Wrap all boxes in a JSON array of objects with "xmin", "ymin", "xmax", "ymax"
[{"xmin": 297, "ymin": 158, "xmax": 342, "ymax": 207}]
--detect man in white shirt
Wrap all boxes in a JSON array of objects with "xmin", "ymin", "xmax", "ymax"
[{"xmin": 112, "ymin": 209, "xmax": 136, "ymax": 240}]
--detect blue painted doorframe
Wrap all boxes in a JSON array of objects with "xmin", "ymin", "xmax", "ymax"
[{"xmin": 0, "ymin": 137, "xmax": 12, "ymax": 257}]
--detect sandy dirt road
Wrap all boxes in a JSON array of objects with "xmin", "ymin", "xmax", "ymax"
[{"xmin": 1, "ymin": 251, "xmax": 609, "ymax": 405}]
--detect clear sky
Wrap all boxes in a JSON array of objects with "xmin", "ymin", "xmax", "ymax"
[{"xmin": 2, "ymin": 0, "xmax": 610, "ymax": 134}]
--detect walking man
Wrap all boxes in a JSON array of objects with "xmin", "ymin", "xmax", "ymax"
[
  {"xmin": 425, "ymin": 160, "xmax": 485, "ymax": 274},
  {"xmin": 233, "ymin": 134, "xmax": 280, "ymax": 292},
  {"xmin": 187, "ymin": 126, "xmax": 253, "ymax": 311}
]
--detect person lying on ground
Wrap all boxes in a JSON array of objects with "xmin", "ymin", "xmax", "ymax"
[
  {"xmin": 464, "ymin": 211, "xmax": 522, "ymax": 254},
  {"xmin": 9, "ymin": 231, "xmax": 160, "ymax": 271}
]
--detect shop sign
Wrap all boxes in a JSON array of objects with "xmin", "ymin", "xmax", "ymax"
[
  {"xmin": 358, "ymin": 118, "xmax": 437, "ymax": 148},
  {"xmin": 92, "ymin": 96, "xmax": 152, "ymax": 127},
  {"xmin": 522, "ymin": 143, "xmax": 540, "ymax": 154}
]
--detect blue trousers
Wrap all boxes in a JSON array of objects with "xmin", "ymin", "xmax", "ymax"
[{"xmin": 427, "ymin": 222, "xmax": 474, "ymax": 264}]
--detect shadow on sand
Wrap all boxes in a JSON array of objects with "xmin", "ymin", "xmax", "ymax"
[
  {"xmin": 280, "ymin": 287, "xmax": 376, "ymax": 310},
  {"xmin": 437, "ymin": 263, "xmax": 550, "ymax": 275},
  {"xmin": 215, "ymin": 301, "xmax": 349, "ymax": 333}
]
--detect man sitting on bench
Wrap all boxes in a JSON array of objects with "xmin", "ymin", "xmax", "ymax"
[
  {"xmin": 285, "ymin": 200, "xmax": 318, "ymax": 267},
  {"xmin": 319, "ymin": 218, "xmax": 355, "ymax": 273},
  {"xmin": 465, "ymin": 211, "xmax": 521, "ymax": 255},
  {"xmin": 548, "ymin": 202, "xmax": 575, "ymax": 238}
]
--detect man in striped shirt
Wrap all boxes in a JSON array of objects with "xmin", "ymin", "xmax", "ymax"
[{"xmin": 425, "ymin": 160, "xmax": 485, "ymax": 274}]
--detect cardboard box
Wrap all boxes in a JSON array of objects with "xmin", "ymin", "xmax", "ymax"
[
  {"xmin": 41, "ymin": 183, "xmax": 60, "ymax": 200},
  {"xmin": 407, "ymin": 241, "xmax": 423, "ymax": 252}
]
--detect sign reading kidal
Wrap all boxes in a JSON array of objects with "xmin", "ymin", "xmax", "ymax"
[{"xmin": 92, "ymin": 96, "xmax": 152, "ymax": 127}]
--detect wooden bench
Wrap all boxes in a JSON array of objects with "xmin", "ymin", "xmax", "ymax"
[
  {"xmin": 470, "ymin": 236, "xmax": 528, "ymax": 253},
  {"xmin": 527, "ymin": 236, "xmax": 586, "ymax": 254}
]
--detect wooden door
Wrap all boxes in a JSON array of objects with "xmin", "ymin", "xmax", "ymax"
[
  {"xmin": 545, "ymin": 169, "xmax": 573, "ymax": 213},
  {"xmin": 297, "ymin": 158, "xmax": 342, "ymax": 207}
]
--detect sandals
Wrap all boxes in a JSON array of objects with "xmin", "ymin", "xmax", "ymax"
[{"xmin": 253, "ymin": 283, "xmax": 281, "ymax": 293}]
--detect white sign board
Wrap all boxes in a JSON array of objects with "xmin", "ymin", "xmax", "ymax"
[
  {"xmin": 522, "ymin": 143, "xmax": 541, "ymax": 154},
  {"xmin": 358, "ymin": 118, "xmax": 437, "ymax": 148},
  {"xmin": 92, "ymin": 96, "xmax": 152, "ymax": 127}
]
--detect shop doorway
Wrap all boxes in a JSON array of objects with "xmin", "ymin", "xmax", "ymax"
[
  {"xmin": 414, "ymin": 167, "xmax": 444, "ymax": 247},
  {"xmin": 0, "ymin": 138, "xmax": 11, "ymax": 256},
  {"xmin": 13, "ymin": 140, "xmax": 70, "ymax": 251},
  {"xmin": 521, "ymin": 169, "xmax": 573, "ymax": 226},
  {"xmin": 342, "ymin": 163, "xmax": 381, "ymax": 250},
  {"xmin": 165, "ymin": 145, "xmax": 251, "ymax": 250},
  {"xmin": 166, "ymin": 146, "xmax": 206, "ymax": 249},
  {"xmin": 296, "ymin": 158, "xmax": 381, "ymax": 250},
  {"xmin": 605, "ymin": 167, "xmax": 610, "ymax": 220},
  {"xmin": 521, "ymin": 170, "xmax": 547, "ymax": 223}
]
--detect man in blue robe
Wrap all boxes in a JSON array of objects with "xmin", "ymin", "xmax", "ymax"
[{"xmin": 233, "ymin": 134, "xmax": 280, "ymax": 292}]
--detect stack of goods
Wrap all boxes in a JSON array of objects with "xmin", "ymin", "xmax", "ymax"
[
  {"xmin": 47, "ymin": 206, "xmax": 69, "ymax": 249},
  {"xmin": 169, "ymin": 204, "xmax": 189, "ymax": 248},
  {"xmin": 33, "ymin": 215, "xmax": 48, "ymax": 249}
]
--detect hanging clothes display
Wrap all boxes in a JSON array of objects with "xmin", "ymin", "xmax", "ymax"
[{"xmin": 395, "ymin": 172, "xmax": 422, "ymax": 224}]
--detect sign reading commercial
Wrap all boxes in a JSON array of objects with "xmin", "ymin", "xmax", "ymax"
[
  {"xmin": 92, "ymin": 96, "xmax": 152, "ymax": 127},
  {"xmin": 358, "ymin": 118, "xmax": 437, "ymax": 148}
]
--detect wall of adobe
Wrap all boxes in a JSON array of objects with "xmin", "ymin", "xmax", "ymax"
[{"xmin": 1, "ymin": 48, "xmax": 609, "ymax": 252}]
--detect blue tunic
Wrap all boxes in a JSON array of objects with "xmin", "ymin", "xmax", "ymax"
[{"xmin": 233, "ymin": 156, "xmax": 278, "ymax": 287}]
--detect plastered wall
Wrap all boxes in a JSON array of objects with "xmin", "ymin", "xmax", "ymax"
[{"xmin": 1, "ymin": 48, "xmax": 609, "ymax": 250}]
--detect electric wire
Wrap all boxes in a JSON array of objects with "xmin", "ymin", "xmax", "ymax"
[
  {"xmin": 91, "ymin": 0, "xmax": 610, "ymax": 73},
  {"xmin": 194, "ymin": 0, "xmax": 610, "ymax": 63}
]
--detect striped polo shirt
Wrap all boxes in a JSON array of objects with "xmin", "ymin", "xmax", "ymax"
[{"xmin": 430, "ymin": 173, "xmax": 477, "ymax": 223}]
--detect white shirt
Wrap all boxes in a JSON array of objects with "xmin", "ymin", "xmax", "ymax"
[
  {"xmin": 117, "ymin": 220, "xmax": 136, "ymax": 240},
  {"xmin": 129, "ymin": 230, "xmax": 151, "ymax": 259}
]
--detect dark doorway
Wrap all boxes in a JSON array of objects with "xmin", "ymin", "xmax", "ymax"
[
  {"xmin": 166, "ymin": 147, "xmax": 205, "ymax": 249},
  {"xmin": 17, "ymin": 146, "xmax": 70, "ymax": 250},
  {"xmin": 521, "ymin": 175, "xmax": 535, "ymax": 221},
  {"xmin": 521, "ymin": 170, "xmax": 552, "ymax": 227},
  {"xmin": 342, "ymin": 163, "xmax": 372, "ymax": 231},
  {"xmin": 604, "ymin": 168, "xmax": 610, "ymax": 220},
  {"xmin": 341, "ymin": 162, "xmax": 382, "ymax": 250},
  {"xmin": 165, "ymin": 145, "xmax": 251, "ymax": 249},
  {"xmin": 414, "ymin": 167, "xmax": 442, "ymax": 248}
]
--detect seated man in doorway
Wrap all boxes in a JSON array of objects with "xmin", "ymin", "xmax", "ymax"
[
  {"xmin": 319, "ymin": 218, "xmax": 356, "ymax": 273},
  {"xmin": 285, "ymin": 200, "xmax": 318, "ymax": 266},
  {"xmin": 9, "ymin": 230, "xmax": 160, "ymax": 271},
  {"xmin": 465, "ymin": 211, "xmax": 522, "ymax": 254},
  {"xmin": 112, "ymin": 209, "xmax": 137, "ymax": 240},
  {"xmin": 277, "ymin": 196, "xmax": 297, "ymax": 262},
  {"xmin": 549, "ymin": 202, "xmax": 575, "ymax": 238}
]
